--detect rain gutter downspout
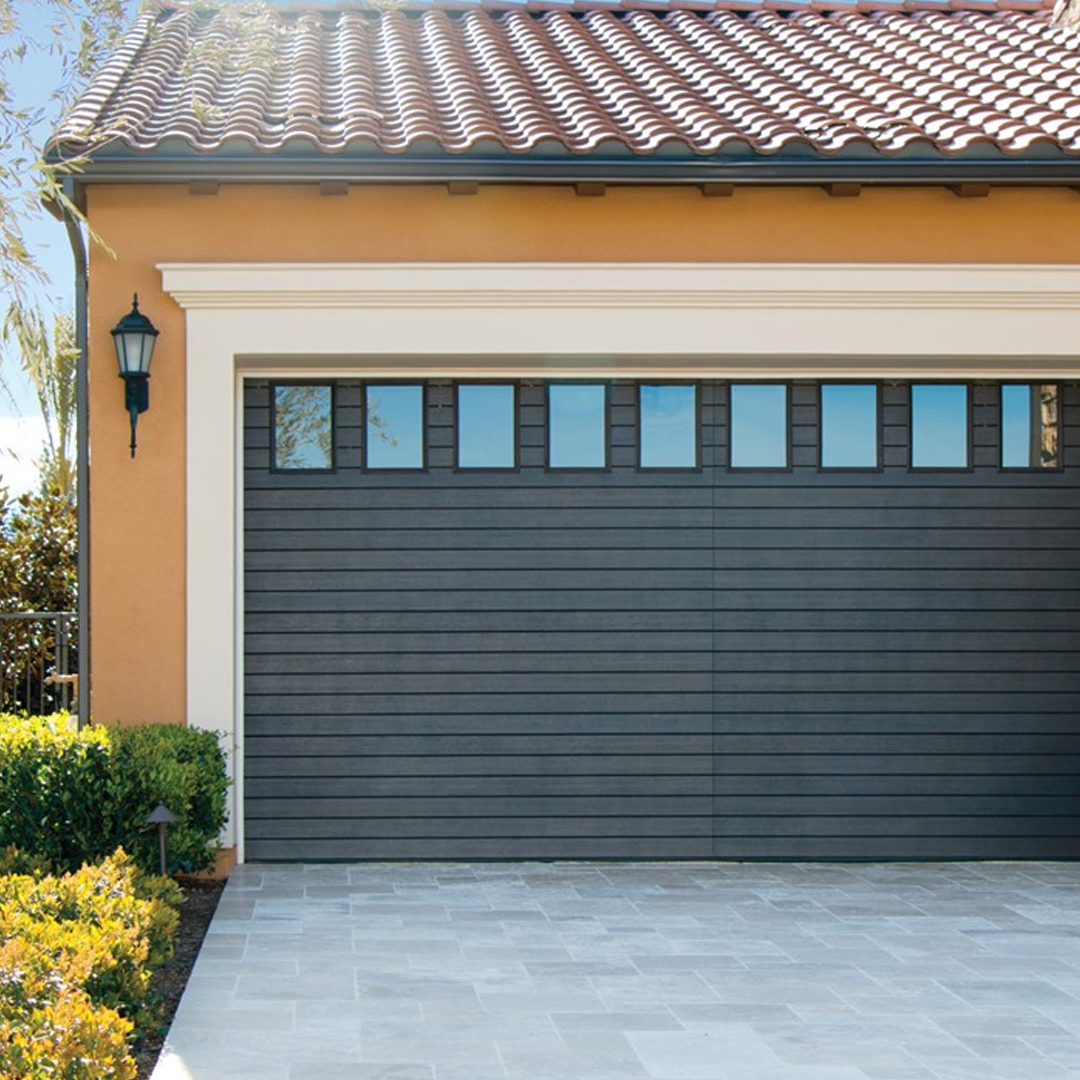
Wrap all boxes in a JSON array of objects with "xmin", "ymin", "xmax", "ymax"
[{"xmin": 59, "ymin": 176, "xmax": 90, "ymax": 730}]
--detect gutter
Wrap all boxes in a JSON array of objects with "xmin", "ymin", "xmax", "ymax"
[
  {"xmin": 47, "ymin": 152, "xmax": 1080, "ymax": 188},
  {"xmin": 58, "ymin": 177, "xmax": 90, "ymax": 730}
]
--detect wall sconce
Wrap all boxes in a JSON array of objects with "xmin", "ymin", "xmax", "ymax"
[{"xmin": 111, "ymin": 293, "xmax": 159, "ymax": 457}]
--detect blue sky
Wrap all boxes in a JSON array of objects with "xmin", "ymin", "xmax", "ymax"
[{"xmin": 1, "ymin": 1, "xmax": 141, "ymax": 490}]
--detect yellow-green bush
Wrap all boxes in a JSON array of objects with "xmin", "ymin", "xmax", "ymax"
[
  {"xmin": 0, "ymin": 940, "xmax": 135, "ymax": 1080},
  {"xmin": 0, "ymin": 851, "xmax": 180, "ymax": 1079},
  {"xmin": 0, "ymin": 714, "xmax": 227, "ymax": 875}
]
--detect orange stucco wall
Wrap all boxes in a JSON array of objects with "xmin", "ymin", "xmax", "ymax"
[{"xmin": 84, "ymin": 180, "xmax": 1080, "ymax": 724}]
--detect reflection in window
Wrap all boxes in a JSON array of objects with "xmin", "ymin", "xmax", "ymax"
[
  {"xmin": 273, "ymin": 384, "xmax": 333, "ymax": 470},
  {"xmin": 640, "ymin": 384, "xmax": 697, "ymax": 469},
  {"xmin": 1002, "ymin": 384, "xmax": 1060, "ymax": 469},
  {"xmin": 548, "ymin": 384, "xmax": 607, "ymax": 469},
  {"xmin": 366, "ymin": 384, "xmax": 424, "ymax": 469},
  {"xmin": 820, "ymin": 384, "xmax": 878, "ymax": 469},
  {"xmin": 457, "ymin": 384, "xmax": 516, "ymax": 469},
  {"xmin": 730, "ymin": 384, "xmax": 788, "ymax": 468},
  {"xmin": 911, "ymin": 384, "xmax": 968, "ymax": 468}
]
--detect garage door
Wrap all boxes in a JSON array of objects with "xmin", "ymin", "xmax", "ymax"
[{"xmin": 243, "ymin": 378, "xmax": 1080, "ymax": 860}]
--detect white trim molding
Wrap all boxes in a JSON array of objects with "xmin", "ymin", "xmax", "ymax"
[{"xmin": 162, "ymin": 260, "xmax": 1080, "ymax": 860}]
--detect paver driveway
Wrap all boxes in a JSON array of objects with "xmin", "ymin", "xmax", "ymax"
[{"xmin": 151, "ymin": 862, "xmax": 1080, "ymax": 1080}]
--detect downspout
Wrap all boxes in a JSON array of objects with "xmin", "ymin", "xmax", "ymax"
[{"xmin": 59, "ymin": 176, "xmax": 90, "ymax": 729}]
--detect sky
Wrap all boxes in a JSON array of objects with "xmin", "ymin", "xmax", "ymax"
[{"xmin": 2, "ymin": 1, "xmax": 141, "ymax": 492}]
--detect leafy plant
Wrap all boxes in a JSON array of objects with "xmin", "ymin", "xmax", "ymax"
[
  {"xmin": 0, "ymin": 486, "xmax": 77, "ymax": 714},
  {"xmin": 0, "ymin": 715, "xmax": 227, "ymax": 875},
  {"xmin": 0, "ymin": 849, "xmax": 182, "ymax": 1079}
]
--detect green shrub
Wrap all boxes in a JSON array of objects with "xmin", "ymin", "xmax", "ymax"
[
  {"xmin": 0, "ymin": 850, "xmax": 181, "ymax": 1079},
  {"xmin": 0, "ymin": 845, "xmax": 55, "ymax": 878},
  {"xmin": 0, "ymin": 714, "xmax": 227, "ymax": 875},
  {"xmin": 109, "ymin": 723, "xmax": 230, "ymax": 876}
]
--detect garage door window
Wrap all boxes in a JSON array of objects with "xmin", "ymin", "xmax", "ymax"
[
  {"xmin": 457, "ymin": 384, "xmax": 516, "ymax": 469},
  {"xmin": 911, "ymin": 384, "xmax": 969, "ymax": 469},
  {"xmin": 730, "ymin": 384, "xmax": 788, "ymax": 469},
  {"xmin": 1001, "ymin": 384, "xmax": 1060, "ymax": 470},
  {"xmin": 820, "ymin": 384, "xmax": 879, "ymax": 470},
  {"xmin": 548, "ymin": 384, "xmax": 608, "ymax": 469},
  {"xmin": 366, "ymin": 384, "xmax": 424, "ymax": 470},
  {"xmin": 271, "ymin": 383, "xmax": 334, "ymax": 471},
  {"xmin": 639, "ymin": 384, "xmax": 698, "ymax": 469}
]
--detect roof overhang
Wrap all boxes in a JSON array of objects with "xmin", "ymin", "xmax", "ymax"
[{"xmin": 46, "ymin": 147, "xmax": 1080, "ymax": 212}]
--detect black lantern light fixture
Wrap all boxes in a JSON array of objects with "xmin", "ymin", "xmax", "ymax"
[{"xmin": 111, "ymin": 293, "xmax": 159, "ymax": 457}]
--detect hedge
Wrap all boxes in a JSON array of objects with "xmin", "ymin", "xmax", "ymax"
[
  {"xmin": 0, "ymin": 850, "xmax": 182, "ymax": 1080},
  {"xmin": 0, "ymin": 715, "xmax": 228, "ymax": 876}
]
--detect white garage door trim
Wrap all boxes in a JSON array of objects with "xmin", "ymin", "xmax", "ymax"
[{"xmin": 160, "ymin": 260, "xmax": 1080, "ymax": 861}]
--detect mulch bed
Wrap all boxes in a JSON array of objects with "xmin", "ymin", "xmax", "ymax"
[{"xmin": 133, "ymin": 878, "xmax": 225, "ymax": 1080}]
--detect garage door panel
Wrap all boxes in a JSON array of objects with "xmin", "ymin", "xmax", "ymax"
[
  {"xmin": 246, "ymin": 733, "xmax": 715, "ymax": 756},
  {"xmin": 245, "ymin": 815, "xmax": 714, "ymax": 841},
  {"xmin": 245, "ymin": 754, "xmax": 713, "ymax": 778},
  {"xmin": 248, "ymin": 526, "xmax": 715, "ymax": 552},
  {"xmin": 712, "ymin": 475, "xmax": 1079, "ymax": 497},
  {"xmin": 713, "ymin": 652, "xmax": 1078, "ymax": 674},
  {"xmin": 715, "ymin": 673, "xmax": 1080, "ymax": 692},
  {"xmin": 247, "ymin": 837, "xmax": 715, "ymax": 860},
  {"xmin": 712, "ymin": 837, "xmax": 1080, "ymax": 860},
  {"xmin": 715, "ymin": 754, "xmax": 1080, "ymax": 775},
  {"xmin": 715, "ymin": 713, "xmax": 1080, "ymax": 735},
  {"xmin": 245, "ymin": 630, "xmax": 711, "ymax": 654},
  {"xmin": 245, "ymin": 526, "xmax": 1080, "ymax": 553},
  {"xmin": 249, "ymin": 714, "xmax": 714, "ymax": 738},
  {"xmin": 715, "ymin": 632, "xmax": 1080, "ymax": 652},
  {"xmin": 247, "ymin": 548, "xmax": 716, "ymax": 571},
  {"xmin": 245, "ymin": 568, "xmax": 711, "ymax": 592},
  {"xmin": 245, "ymin": 671, "xmax": 713, "ymax": 695},
  {"xmin": 713, "ymin": 816, "xmax": 1080, "ymax": 838},
  {"xmin": 714, "ymin": 734, "xmax": 1080, "ymax": 755},
  {"xmin": 246, "ymin": 508, "xmax": 713, "ymax": 531},
  {"xmin": 714, "ymin": 692, "xmax": 1079, "ymax": 713},
  {"xmin": 715, "ymin": 506, "xmax": 1080, "ymax": 529},
  {"xmin": 711, "ymin": 548, "xmax": 1080, "ymax": 571},
  {"xmin": 711, "ymin": 569, "xmax": 1073, "ymax": 590},
  {"xmin": 246, "ymin": 484, "xmax": 716, "ymax": 509},
  {"xmin": 246, "ymin": 651, "xmax": 711, "ymax": 676},
  {"xmin": 246, "ymin": 691, "xmax": 713, "ymax": 714},
  {"xmin": 716, "ymin": 774, "xmax": 1080, "ymax": 796},
  {"xmin": 714, "ymin": 589, "xmax": 1080, "ymax": 611},
  {"xmin": 247, "ymin": 797, "xmax": 714, "ymax": 822},
  {"xmin": 245, "ymin": 773, "xmax": 713, "ymax": 799},
  {"xmin": 712, "ymin": 795, "xmax": 1080, "ymax": 817},
  {"xmin": 711, "ymin": 611, "xmax": 1080, "ymax": 632},
  {"xmin": 251, "ymin": 774, "xmax": 1080, "ymax": 802},
  {"xmin": 247, "ymin": 589, "xmax": 714, "ymax": 613},
  {"xmin": 246, "ymin": 609, "xmax": 712, "ymax": 633},
  {"xmin": 244, "ymin": 377, "xmax": 1080, "ymax": 860}
]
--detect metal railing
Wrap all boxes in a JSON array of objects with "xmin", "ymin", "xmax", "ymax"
[{"xmin": 0, "ymin": 612, "xmax": 78, "ymax": 715}]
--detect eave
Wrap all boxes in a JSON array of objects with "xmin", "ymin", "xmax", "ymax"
[{"xmin": 46, "ymin": 145, "xmax": 1080, "ymax": 214}]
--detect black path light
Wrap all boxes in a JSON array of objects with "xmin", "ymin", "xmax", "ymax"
[
  {"xmin": 145, "ymin": 803, "xmax": 178, "ymax": 876},
  {"xmin": 111, "ymin": 293, "xmax": 160, "ymax": 457}
]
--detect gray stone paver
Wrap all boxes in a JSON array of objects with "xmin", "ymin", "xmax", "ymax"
[{"xmin": 151, "ymin": 862, "xmax": 1080, "ymax": 1080}]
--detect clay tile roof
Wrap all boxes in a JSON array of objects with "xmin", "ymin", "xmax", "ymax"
[{"xmin": 49, "ymin": 0, "xmax": 1080, "ymax": 164}]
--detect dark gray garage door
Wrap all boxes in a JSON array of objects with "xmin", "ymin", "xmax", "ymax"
[{"xmin": 243, "ymin": 378, "xmax": 1080, "ymax": 860}]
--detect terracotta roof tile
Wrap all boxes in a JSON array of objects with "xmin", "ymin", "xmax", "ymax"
[{"xmin": 49, "ymin": 0, "xmax": 1080, "ymax": 162}]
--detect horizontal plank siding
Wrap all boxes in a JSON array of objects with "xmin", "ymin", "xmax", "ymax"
[
  {"xmin": 712, "ymin": 380, "xmax": 1080, "ymax": 860},
  {"xmin": 244, "ymin": 378, "xmax": 1080, "ymax": 861},
  {"xmin": 245, "ymin": 379, "xmax": 717, "ymax": 859}
]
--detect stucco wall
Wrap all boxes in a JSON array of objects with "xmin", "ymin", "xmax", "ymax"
[{"xmin": 84, "ymin": 181, "xmax": 1080, "ymax": 724}]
